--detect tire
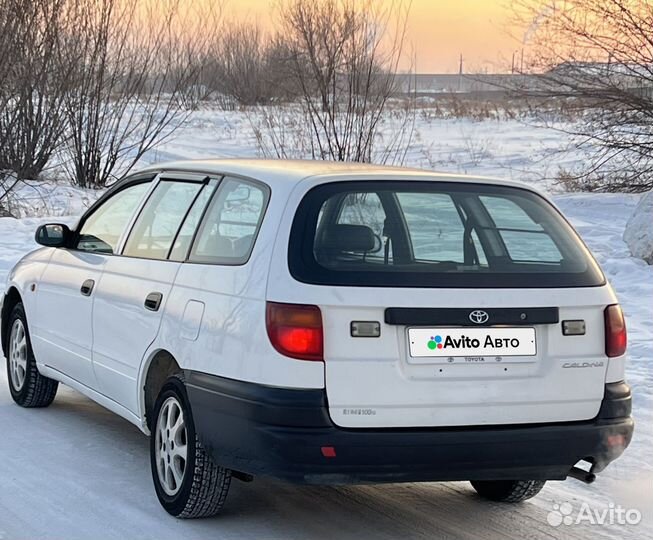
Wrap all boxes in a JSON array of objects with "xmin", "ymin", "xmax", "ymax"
[
  {"xmin": 471, "ymin": 480, "xmax": 546, "ymax": 503},
  {"xmin": 5, "ymin": 302, "xmax": 58, "ymax": 408},
  {"xmin": 150, "ymin": 376, "xmax": 232, "ymax": 518}
]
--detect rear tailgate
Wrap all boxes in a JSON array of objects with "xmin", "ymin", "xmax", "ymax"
[
  {"xmin": 276, "ymin": 176, "xmax": 614, "ymax": 429},
  {"xmin": 322, "ymin": 289, "xmax": 611, "ymax": 428}
]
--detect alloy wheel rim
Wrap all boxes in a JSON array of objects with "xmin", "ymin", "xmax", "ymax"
[
  {"xmin": 9, "ymin": 319, "xmax": 27, "ymax": 391},
  {"xmin": 155, "ymin": 396, "xmax": 188, "ymax": 496}
]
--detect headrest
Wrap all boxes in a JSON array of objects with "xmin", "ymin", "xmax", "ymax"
[{"xmin": 320, "ymin": 224, "xmax": 376, "ymax": 253}]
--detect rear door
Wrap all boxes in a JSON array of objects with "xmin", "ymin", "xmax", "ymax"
[
  {"xmin": 285, "ymin": 180, "xmax": 611, "ymax": 428},
  {"xmin": 91, "ymin": 173, "xmax": 215, "ymax": 413}
]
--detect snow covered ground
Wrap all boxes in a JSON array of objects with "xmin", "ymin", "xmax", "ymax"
[
  {"xmin": 0, "ymin": 112, "xmax": 651, "ymax": 539},
  {"xmin": 137, "ymin": 107, "xmax": 583, "ymax": 190}
]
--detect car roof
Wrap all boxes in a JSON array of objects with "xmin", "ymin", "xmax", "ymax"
[{"xmin": 133, "ymin": 158, "xmax": 535, "ymax": 192}]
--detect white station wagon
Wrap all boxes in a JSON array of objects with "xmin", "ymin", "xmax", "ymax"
[{"xmin": 2, "ymin": 159, "xmax": 633, "ymax": 518}]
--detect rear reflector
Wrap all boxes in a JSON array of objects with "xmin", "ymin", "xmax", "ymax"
[
  {"xmin": 266, "ymin": 302, "xmax": 323, "ymax": 361},
  {"xmin": 606, "ymin": 434, "xmax": 626, "ymax": 448},
  {"xmin": 604, "ymin": 304, "xmax": 627, "ymax": 358},
  {"xmin": 321, "ymin": 446, "xmax": 336, "ymax": 458}
]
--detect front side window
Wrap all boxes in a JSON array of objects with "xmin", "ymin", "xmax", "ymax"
[
  {"xmin": 76, "ymin": 182, "xmax": 150, "ymax": 254},
  {"xmin": 189, "ymin": 178, "xmax": 269, "ymax": 265},
  {"xmin": 289, "ymin": 181, "xmax": 605, "ymax": 288},
  {"xmin": 123, "ymin": 180, "xmax": 203, "ymax": 260}
]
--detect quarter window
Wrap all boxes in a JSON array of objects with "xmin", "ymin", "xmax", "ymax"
[
  {"xmin": 76, "ymin": 182, "xmax": 150, "ymax": 254},
  {"xmin": 189, "ymin": 178, "xmax": 269, "ymax": 265},
  {"xmin": 123, "ymin": 180, "xmax": 203, "ymax": 260},
  {"xmin": 480, "ymin": 195, "xmax": 562, "ymax": 263}
]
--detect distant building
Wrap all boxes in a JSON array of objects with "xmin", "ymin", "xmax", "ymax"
[
  {"xmin": 393, "ymin": 73, "xmax": 539, "ymax": 98},
  {"xmin": 393, "ymin": 62, "xmax": 653, "ymax": 99}
]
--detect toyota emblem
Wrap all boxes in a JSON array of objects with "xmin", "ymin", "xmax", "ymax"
[{"xmin": 469, "ymin": 310, "xmax": 489, "ymax": 324}]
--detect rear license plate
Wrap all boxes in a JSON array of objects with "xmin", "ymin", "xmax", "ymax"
[{"xmin": 408, "ymin": 327, "xmax": 537, "ymax": 362}]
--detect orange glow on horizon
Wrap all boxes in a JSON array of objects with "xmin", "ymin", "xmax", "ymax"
[{"xmin": 223, "ymin": 0, "xmax": 526, "ymax": 73}]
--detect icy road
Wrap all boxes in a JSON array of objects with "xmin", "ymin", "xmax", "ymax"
[{"xmin": 0, "ymin": 193, "xmax": 650, "ymax": 540}]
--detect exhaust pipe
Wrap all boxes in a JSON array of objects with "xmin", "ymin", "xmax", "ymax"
[{"xmin": 568, "ymin": 465, "xmax": 596, "ymax": 484}]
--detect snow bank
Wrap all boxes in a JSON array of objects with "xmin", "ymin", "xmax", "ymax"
[{"xmin": 623, "ymin": 190, "xmax": 653, "ymax": 264}]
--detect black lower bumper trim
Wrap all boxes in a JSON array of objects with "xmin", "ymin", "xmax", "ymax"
[{"xmin": 185, "ymin": 371, "xmax": 634, "ymax": 485}]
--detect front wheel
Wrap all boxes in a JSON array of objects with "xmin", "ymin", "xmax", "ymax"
[
  {"xmin": 471, "ymin": 480, "xmax": 546, "ymax": 503},
  {"xmin": 5, "ymin": 302, "xmax": 58, "ymax": 407},
  {"xmin": 150, "ymin": 376, "xmax": 231, "ymax": 518}
]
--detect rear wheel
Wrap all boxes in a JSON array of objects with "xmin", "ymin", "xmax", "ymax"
[
  {"xmin": 471, "ymin": 480, "xmax": 546, "ymax": 503},
  {"xmin": 150, "ymin": 376, "xmax": 231, "ymax": 518},
  {"xmin": 5, "ymin": 303, "xmax": 58, "ymax": 407}
]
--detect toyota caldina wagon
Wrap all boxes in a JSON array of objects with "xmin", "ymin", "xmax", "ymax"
[{"xmin": 2, "ymin": 160, "xmax": 633, "ymax": 518}]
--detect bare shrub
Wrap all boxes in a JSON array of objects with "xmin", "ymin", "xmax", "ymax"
[
  {"xmin": 0, "ymin": 172, "xmax": 20, "ymax": 217},
  {"xmin": 202, "ymin": 22, "xmax": 275, "ymax": 106},
  {"xmin": 0, "ymin": 0, "xmax": 71, "ymax": 180},
  {"xmin": 61, "ymin": 0, "xmax": 213, "ymax": 188},
  {"xmin": 255, "ymin": 0, "xmax": 414, "ymax": 164}
]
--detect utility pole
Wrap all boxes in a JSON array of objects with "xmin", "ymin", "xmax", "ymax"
[{"xmin": 458, "ymin": 53, "xmax": 463, "ymax": 92}]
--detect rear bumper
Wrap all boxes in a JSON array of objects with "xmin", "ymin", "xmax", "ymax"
[{"xmin": 185, "ymin": 371, "xmax": 634, "ymax": 485}]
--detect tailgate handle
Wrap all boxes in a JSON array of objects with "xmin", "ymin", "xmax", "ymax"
[
  {"xmin": 144, "ymin": 292, "xmax": 163, "ymax": 312},
  {"xmin": 384, "ymin": 307, "xmax": 559, "ymax": 326}
]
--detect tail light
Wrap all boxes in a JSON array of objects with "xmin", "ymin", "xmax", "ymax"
[
  {"xmin": 604, "ymin": 304, "xmax": 627, "ymax": 357},
  {"xmin": 266, "ymin": 302, "xmax": 323, "ymax": 361}
]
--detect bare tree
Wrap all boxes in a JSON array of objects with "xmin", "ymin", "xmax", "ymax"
[
  {"xmin": 513, "ymin": 0, "xmax": 653, "ymax": 192},
  {"xmin": 203, "ymin": 22, "xmax": 271, "ymax": 106},
  {"xmin": 256, "ymin": 0, "xmax": 414, "ymax": 164},
  {"xmin": 198, "ymin": 20, "xmax": 304, "ymax": 107},
  {"xmin": 61, "ymin": 0, "xmax": 212, "ymax": 188}
]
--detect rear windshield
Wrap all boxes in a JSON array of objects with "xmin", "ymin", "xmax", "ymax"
[{"xmin": 288, "ymin": 181, "xmax": 605, "ymax": 288}]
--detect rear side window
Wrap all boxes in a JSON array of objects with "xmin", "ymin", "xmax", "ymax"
[
  {"xmin": 123, "ymin": 180, "xmax": 203, "ymax": 260},
  {"xmin": 289, "ymin": 181, "xmax": 605, "ymax": 288},
  {"xmin": 397, "ymin": 192, "xmax": 465, "ymax": 263},
  {"xmin": 189, "ymin": 177, "xmax": 269, "ymax": 265},
  {"xmin": 168, "ymin": 182, "xmax": 217, "ymax": 261}
]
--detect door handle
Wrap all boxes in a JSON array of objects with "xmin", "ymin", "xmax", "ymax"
[
  {"xmin": 144, "ymin": 292, "xmax": 163, "ymax": 312},
  {"xmin": 80, "ymin": 279, "xmax": 95, "ymax": 296}
]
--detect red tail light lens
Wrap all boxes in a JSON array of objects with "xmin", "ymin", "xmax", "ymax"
[
  {"xmin": 266, "ymin": 302, "xmax": 323, "ymax": 361},
  {"xmin": 604, "ymin": 304, "xmax": 627, "ymax": 357}
]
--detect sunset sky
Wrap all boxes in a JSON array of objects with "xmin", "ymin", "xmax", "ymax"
[{"xmin": 225, "ymin": 0, "xmax": 526, "ymax": 73}]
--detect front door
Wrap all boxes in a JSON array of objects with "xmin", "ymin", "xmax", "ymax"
[
  {"xmin": 32, "ymin": 250, "xmax": 105, "ymax": 387},
  {"xmin": 31, "ymin": 180, "xmax": 152, "ymax": 388}
]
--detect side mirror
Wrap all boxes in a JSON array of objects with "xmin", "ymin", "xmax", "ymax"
[{"xmin": 35, "ymin": 223, "xmax": 71, "ymax": 248}]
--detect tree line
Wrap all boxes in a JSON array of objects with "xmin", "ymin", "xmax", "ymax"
[
  {"xmin": 3, "ymin": 0, "xmax": 650, "ymax": 196},
  {"xmin": 0, "ymin": 0, "xmax": 411, "ymax": 194}
]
